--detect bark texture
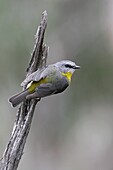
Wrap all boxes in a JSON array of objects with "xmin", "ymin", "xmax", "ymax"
[{"xmin": 0, "ymin": 10, "xmax": 48, "ymax": 170}]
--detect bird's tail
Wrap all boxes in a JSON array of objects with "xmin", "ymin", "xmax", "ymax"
[{"xmin": 9, "ymin": 89, "xmax": 29, "ymax": 107}]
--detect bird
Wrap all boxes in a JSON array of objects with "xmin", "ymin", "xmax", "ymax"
[{"xmin": 9, "ymin": 60, "xmax": 80, "ymax": 107}]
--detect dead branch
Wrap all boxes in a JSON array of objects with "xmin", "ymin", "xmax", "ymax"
[{"xmin": 0, "ymin": 10, "xmax": 48, "ymax": 170}]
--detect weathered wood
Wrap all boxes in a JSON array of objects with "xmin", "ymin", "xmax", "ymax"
[{"xmin": 0, "ymin": 10, "xmax": 48, "ymax": 170}]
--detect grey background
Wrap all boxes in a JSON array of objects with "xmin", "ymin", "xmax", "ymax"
[{"xmin": 0, "ymin": 0, "xmax": 113, "ymax": 169}]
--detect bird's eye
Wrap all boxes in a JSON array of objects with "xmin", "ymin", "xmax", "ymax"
[{"xmin": 65, "ymin": 64, "xmax": 73, "ymax": 68}]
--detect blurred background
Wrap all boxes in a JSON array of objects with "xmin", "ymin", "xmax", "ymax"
[{"xmin": 0, "ymin": 0, "xmax": 113, "ymax": 169}]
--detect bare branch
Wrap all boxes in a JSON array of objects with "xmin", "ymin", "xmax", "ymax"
[
  {"xmin": 0, "ymin": 10, "xmax": 48, "ymax": 170},
  {"xmin": 26, "ymin": 10, "xmax": 48, "ymax": 75}
]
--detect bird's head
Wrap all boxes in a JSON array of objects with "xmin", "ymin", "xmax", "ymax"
[
  {"xmin": 55, "ymin": 60, "xmax": 80, "ymax": 74},
  {"xmin": 55, "ymin": 60, "xmax": 80, "ymax": 81}
]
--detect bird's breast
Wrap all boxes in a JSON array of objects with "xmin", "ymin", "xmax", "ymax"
[{"xmin": 61, "ymin": 72, "xmax": 72, "ymax": 82}]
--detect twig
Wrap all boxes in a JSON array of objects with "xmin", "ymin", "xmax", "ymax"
[{"xmin": 0, "ymin": 10, "xmax": 48, "ymax": 170}]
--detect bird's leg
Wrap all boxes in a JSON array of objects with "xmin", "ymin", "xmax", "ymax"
[
  {"xmin": 26, "ymin": 92, "xmax": 40, "ymax": 100},
  {"xmin": 35, "ymin": 98, "xmax": 41, "ymax": 102}
]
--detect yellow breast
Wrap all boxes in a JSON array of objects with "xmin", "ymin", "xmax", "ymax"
[{"xmin": 61, "ymin": 72, "xmax": 72, "ymax": 82}]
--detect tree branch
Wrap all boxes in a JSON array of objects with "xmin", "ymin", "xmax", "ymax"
[{"xmin": 0, "ymin": 10, "xmax": 48, "ymax": 170}]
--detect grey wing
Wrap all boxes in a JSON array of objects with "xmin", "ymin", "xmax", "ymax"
[
  {"xmin": 35, "ymin": 76, "xmax": 69, "ymax": 97},
  {"xmin": 36, "ymin": 83, "xmax": 57, "ymax": 97},
  {"xmin": 21, "ymin": 67, "xmax": 47, "ymax": 87},
  {"xmin": 21, "ymin": 65, "xmax": 56, "ymax": 87},
  {"xmin": 26, "ymin": 83, "xmax": 57, "ymax": 99}
]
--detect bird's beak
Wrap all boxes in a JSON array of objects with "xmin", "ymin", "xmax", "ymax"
[{"xmin": 73, "ymin": 65, "xmax": 80, "ymax": 69}]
